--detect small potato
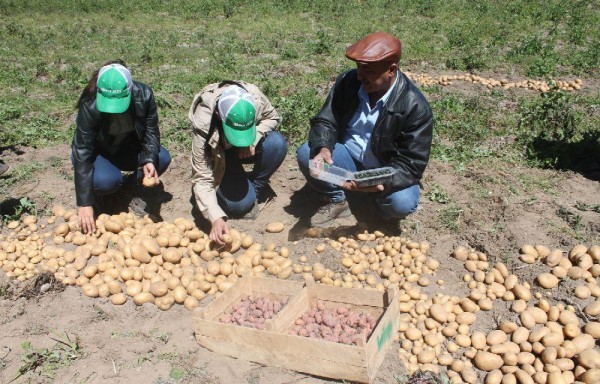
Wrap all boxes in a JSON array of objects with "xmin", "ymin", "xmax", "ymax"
[
  {"xmin": 150, "ymin": 281, "xmax": 168, "ymax": 297},
  {"xmin": 172, "ymin": 286, "xmax": 187, "ymax": 304},
  {"xmin": 110, "ymin": 293, "xmax": 127, "ymax": 305},
  {"xmin": 81, "ymin": 283, "xmax": 99, "ymax": 298},
  {"xmin": 474, "ymin": 351, "xmax": 503, "ymax": 371},
  {"xmin": 537, "ymin": 273, "xmax": 559, "ymax": 289},
  {"xmin": 184, "ymin": 296, "xmax": 199, "ymax": 311},
  {"xmin": 265, "ymin": 222, "xmax": 285, "ymax": 233},
  {"xmin": 133, "ymin": 292, "xmax": 155, "ymax": 305},
  {"xmin": 142, "ymin": 176, "xmax": 158, "ymax": 187}
]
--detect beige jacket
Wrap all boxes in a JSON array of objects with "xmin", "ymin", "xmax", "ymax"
[{"xmin": 189, "ymin": 81, "xmax": 281, "ymax": 223}]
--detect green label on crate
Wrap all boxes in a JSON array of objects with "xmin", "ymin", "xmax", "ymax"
[{"xmin": 377, "ymin": 321, "xmax": 393, "ymax": 351}]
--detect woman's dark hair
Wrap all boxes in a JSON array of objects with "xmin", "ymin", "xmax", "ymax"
[{"xmin": 75, "ymin": 59, "xmax": 127, "ymax": 109}]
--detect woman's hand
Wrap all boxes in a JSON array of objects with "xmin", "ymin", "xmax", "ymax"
[
  {"xmin": 238, "ymin": 146, "xmax": 255, "ymax": 159},
  {"xmin": 142, "ymin": 162, "xmax": 159, "ymax": 186},
  {"xmin": 210, "ymin": 217, "xmax": 229, "ymax": 245},
  {"xmin": 78, "ymin": 206, "xmax": 96, "ymax": 234}
]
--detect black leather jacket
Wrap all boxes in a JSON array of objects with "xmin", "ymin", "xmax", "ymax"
[
  {"xmin": 309, "ymin": 69, "xmax": 433, "ymax": 192},
  {"xmin": 72, "ymin": 81, "xmax": 160, "ymax": 207}
]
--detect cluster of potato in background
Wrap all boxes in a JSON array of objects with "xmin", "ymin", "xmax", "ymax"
[
  {"xmin": 1, "ymin": 206, "xmax": 599, "ymax": 383},
  {"xmin": 405, "ymin": 71, "xmax": 583, "ymax": 92}
]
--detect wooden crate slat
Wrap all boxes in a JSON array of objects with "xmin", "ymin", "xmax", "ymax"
[
  {"xmin": 195, "ymin": 335, "xmax": 370, "ymax": 383},
  {"xmin": 308, "ymin": 284, "xmax": 386, "ymax": 307},
  {"xmin": 198, "ymin": 277, "xmax": 251, "ymax": 320},
  {"xmin": 366, "ymin": 295, "xmax": 399, "ymax": 381},
  {"xmin": 269, "ymin": 287, "xmax": 310, "ymax": 332},
  {"xmin": 195, "ymin": 318, "xmax": 366, "ymax": 366},
  {"xmin": 249, "ymin": 276, "xmax": 305, "ymax": 296}
]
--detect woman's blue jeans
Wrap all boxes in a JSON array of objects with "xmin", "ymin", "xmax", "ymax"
[
  {"xmin": 296, "ymin": 142, "xmax": 420, "ymax": 219},
  {"xmin": 217, "ymin": 131, "xmax": 288, "ymax": 216},
  {"xmin": 73, "ymin": 146, "xmax": 171, "ymax": 196}
]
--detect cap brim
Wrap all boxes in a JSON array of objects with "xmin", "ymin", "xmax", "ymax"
[
  {"xmin": 96, "ymin": 92, "xmax": 131, "ymax": 113},
  {"xmin": 222, "ymin": 122, "xmax": 256, "ymax": 147}
]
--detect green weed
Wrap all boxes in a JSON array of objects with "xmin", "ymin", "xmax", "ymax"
[
  {"xmin": 13, "ymin": 332, "xmax": 80, "ymax": 381},
  {"xmin": 427, "ymin": 183, "xmax": 450, "ymax": 204},
  {"xmin": 557, "ymin": 206, "xmax": 584, "ymax": 232},
  {"xmin": 439, "ymin": 205, "xmax": 464, "ymax": 232},
  {"xmin": 2, "ymin": 197, "xmax": 37, "ymax": 224}
]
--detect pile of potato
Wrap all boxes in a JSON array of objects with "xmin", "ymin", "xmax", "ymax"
[
  {"xmin": 289, "ymin": 299, "xmax": 377, "ymax": 345},
  {"xmin": 3, "ymin": 207, "xmax": 599, "ymax": 383},
  {"xmin": 404, "ymin": 71, "xmax": 583, "ymax": 92},
  {"xmin": 299, "ymin": 231, "xmax": 436, "ymax": 293},
  {"xmin": 449, "ymin": 244, "xmax": 600, "ymax": 384},
  {"xmin": 219, "ymin": 295, "xmax": 289, "ymax": 330},
  {"xmin": 0, "ymin": 207, "xmax": 300, "ymax": 311}
]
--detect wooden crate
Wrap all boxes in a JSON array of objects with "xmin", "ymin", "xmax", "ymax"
[{"xmin": 194, "ymin": 276, "xmax": 399, "ymax": 383}]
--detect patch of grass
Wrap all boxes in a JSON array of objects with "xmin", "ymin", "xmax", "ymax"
[
  {"xmin": 426, "ymin": 183, "xmax": 450, "ymax": 204},
  {"xmin": 13, "ymin": 332, "xmax": 80, "ymax": 382},
  {"xmin": 0, "ymin": 0, "xmax": 596, "ymax": 154},
  {"xmin": 439, "ymin": 205, "xmax": 464, "ymax": 232},
  {"xmin": 0, "ymin": 161, "xmax": 44, "ymax": 190},
  {"xmin": 516, "ymin": 87, "xmax": 600, "ymax": 172},
  {"xmin": 557, "ymin": 206, "xmax": 584, "ymax": 232},
  {"xmin": 575, "ymin": 202, "xmax": 600, "ymax": 213}
]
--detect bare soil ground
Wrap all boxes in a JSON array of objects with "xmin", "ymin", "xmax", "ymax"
[{"xmin": 0, "ymin": 83, "xmax": 598, "ymax": 384}]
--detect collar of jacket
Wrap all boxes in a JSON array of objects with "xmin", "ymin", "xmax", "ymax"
[{"xmin": 381, "ymin": 71, "xmax": 407, "ymax": 115}]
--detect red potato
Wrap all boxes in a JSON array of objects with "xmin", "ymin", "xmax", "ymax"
[
  {"xmin": 290, "ymin": 303, "xmax": 377, "ymax": 345},
  {"xmin": 219, "ymin": 295, "xmax": 288, "ymax": 329}
]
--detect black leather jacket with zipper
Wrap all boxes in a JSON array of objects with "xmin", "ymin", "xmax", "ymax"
[
  {"xmin": 72, "ymin": 81, "xmax": 160, "ymax": 207},
  {"xmin": 309, "ymin": 69, "xmax": 433, "ymax": 192}
]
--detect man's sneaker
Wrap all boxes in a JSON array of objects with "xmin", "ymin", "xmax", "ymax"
[
  {"xmin": 128, "ymin": 196, "xmax": 149, "ymax": 217},
  {"xmin": 310, "ymin": 200, "xmax": 351, "ymax": 228},
  {"xmin": 0, "ymin": 161, "xmax": 8, "ymax": 176}
]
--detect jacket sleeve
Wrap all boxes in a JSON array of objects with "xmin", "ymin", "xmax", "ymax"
[
  {"xmin": 72, "ymin": 102, "xmax": 99, "ymax": 207},
  {"xmin": 139, "ymin": 86, "xmax": 160, "ymax": 166},
  {"xmin": 308, "ymin": 72, "xmax": 347, "ymax": 158},
  {"xmin": 191, "ymin": 128, "xmax": 227, "ymax": 224},
  {"xmin": 386, "ymin": 100, "xmax": 433, "ymax": 191},
  {"xmin": 253, "ymin": 88, "xmax": 281, "ymax": 147}
]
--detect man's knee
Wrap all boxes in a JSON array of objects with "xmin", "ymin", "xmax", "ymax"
[{"xmin": 377, "ymin": 186, "xmax": 420, "ymax": 218}]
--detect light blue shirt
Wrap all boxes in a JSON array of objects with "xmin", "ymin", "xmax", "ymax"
[{"xmin": 343, "ymin": 72, "xmax": 399, "ymax": 168}]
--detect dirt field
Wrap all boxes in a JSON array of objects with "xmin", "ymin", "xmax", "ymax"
[{"xmin": 0, "ymin": 82, "xmax": 599, "ymax": 383}]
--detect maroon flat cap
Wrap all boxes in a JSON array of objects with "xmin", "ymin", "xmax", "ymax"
[{"xmin": 345, "ymin": 31, "xmax": 402, "ymax": 63}]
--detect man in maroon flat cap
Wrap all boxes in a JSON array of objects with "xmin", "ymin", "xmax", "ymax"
[{"xmin": 296, "ymin": 31, "xmax": 433, "ymax": 228}]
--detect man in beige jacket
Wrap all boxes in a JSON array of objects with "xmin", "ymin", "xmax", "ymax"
[{"xmin": 189, "ymin": 81, "xmax": 287, "ymax": 244}]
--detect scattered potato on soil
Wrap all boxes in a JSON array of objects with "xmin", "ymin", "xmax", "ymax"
[{"xmin": 265, "ymin": 222, "xmax": 284, "ymax": 233}]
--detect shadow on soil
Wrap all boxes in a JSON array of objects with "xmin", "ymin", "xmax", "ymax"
[
  {"xmin": 528, "ymin": 135, "xmax": 600, "ymax": 181},
  {"xmin": 98, "ymin": 182, "xmax": 173, "ymax": 222},
  {"xmin": 285, "ymin": 185, "xmax": 403, "ymax": 240}
]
